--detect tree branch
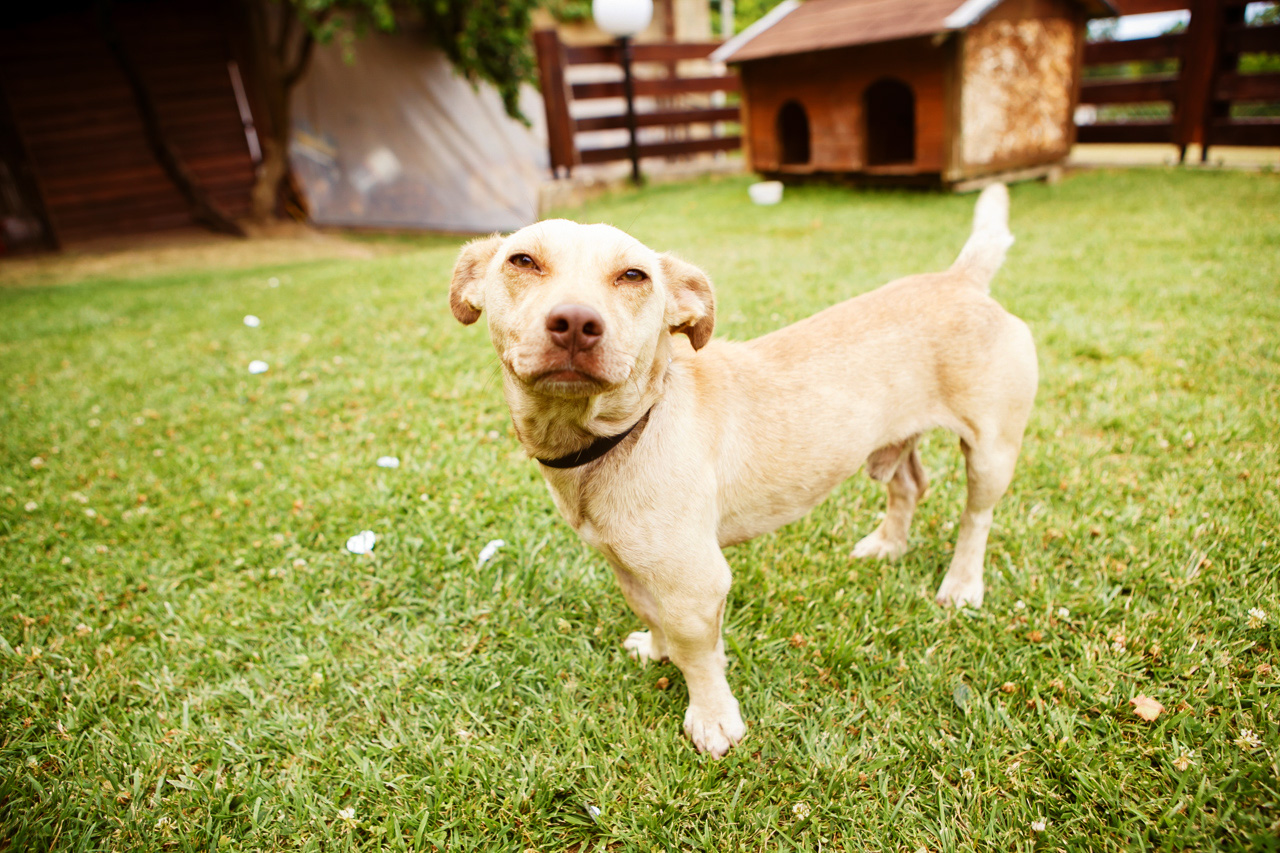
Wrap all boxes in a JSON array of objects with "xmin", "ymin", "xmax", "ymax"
[
  {"xmin": 275, "ymin": 0, "xmax": 297, "ymax": 61},
  {"xmin": 282, "ymin": 30, "xmax": 317, "ymax": 90},
  {"xmin": 95, "ymin": 0, "xmax": 245, "ymax": 237}
]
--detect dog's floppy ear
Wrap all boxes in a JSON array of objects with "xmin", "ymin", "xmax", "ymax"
[
  {"xmin": 450, "ymin": 234, "xmax": 503, "ymax": 325},
  {"xmin": 660, "ymin": 253, "xmax": 716, "ymax": 351}
]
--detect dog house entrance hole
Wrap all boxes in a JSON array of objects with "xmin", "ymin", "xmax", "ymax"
[
  {"xmin": 776, "ymin": 100, "xmax": 810, "ymax": 166},
  {"xmin": 864, "ymin": 78, "xmax": 915, "ymax": 166}
]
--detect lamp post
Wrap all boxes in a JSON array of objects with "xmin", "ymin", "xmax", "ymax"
[{"xmin": 593, "ymin": 0, "xmax": 653, "ymax": 185}]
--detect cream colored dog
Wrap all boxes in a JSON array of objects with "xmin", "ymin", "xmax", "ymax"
[{"xmin": 449, "ymin": 185, "xmax": 1037, "ymax": 757}]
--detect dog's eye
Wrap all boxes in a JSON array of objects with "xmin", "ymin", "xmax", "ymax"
[
  {"xmin": 509, "ymin": 253, "xmax": 538, "ymax": 270},
  {"xmin": 618, "ymin": 268, "xmax": 648, "ymax": 284}
]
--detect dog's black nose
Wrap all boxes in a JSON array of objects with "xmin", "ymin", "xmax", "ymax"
[{"xmin": 546, "ymin": 304, "xmax": 604, "ymax": 353}]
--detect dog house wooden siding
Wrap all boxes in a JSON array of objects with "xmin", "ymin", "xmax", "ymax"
[
  {"xmin": 0, "ymin": 1, "xmax": 258, "ymax": 247},
  {"xmin": 740, "ymin": 37, "xmax": 954, "ymax": 176},
  {"xmin": 721, "ymin": 0, "xmax": 1111, "ymax": 184}
]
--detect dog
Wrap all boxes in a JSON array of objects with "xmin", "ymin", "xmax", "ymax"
[{"xmin": 448, "ymin": 184, "xmax": 1037, "ymax": 757}]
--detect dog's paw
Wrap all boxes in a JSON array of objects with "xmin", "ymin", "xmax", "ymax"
[
  {"xmin": 683, "ymin": 701, "xmax": 746, "ymax": 758},
  {"xmin": 852, "ymin": 530, "xmax": 908, "ymax": 561},
  {"xmin": 935, "ymin": 574, "xmax": 984, "ymax": 609},
  {"xmin": 623, "ymin": 630, "xmax": 668, "ymax": 665}
]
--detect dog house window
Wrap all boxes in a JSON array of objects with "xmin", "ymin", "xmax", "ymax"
[
  {"xmin": 776, "ymin": 100, "xmax": 811, "ymax": 166},
  {"xmin": 864, "ymin": 78, "xmax": 916, "ymax": 166}
]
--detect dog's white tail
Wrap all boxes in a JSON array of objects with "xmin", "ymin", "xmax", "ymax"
[{"xmin": 950, "ymin": 183, "xmax": 1014, "ymax": 292}]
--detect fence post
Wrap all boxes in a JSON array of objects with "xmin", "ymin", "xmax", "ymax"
[
  {"xmin": 534, "ymin": 28, "xmax": 577, "ymax": 177},
  {"xmin": 1173, "ymin": 0, "xmax": 1225, "ymax": 162}
]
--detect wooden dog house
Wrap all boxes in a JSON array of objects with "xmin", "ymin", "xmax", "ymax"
[{"xmin": 714, "ymin": 0, "xmax": 1115, "ymax": 187}]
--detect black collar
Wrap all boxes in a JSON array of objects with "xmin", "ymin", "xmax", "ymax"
[{"xmin": 536, "ymin": 408, "xmax": 652, "ymax": 470}]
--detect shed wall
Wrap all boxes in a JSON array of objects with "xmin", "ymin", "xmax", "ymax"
[
  {"xmin": 955, "ymin": 0, "xmax": 1085, "ymax": 177},
  {"xmin": 0, "ymin": 1, "xmax": 256, "ymax": 245},
  {"xmin": 740, "ymin": 37, "xmax": 953, "ymax": 175}
]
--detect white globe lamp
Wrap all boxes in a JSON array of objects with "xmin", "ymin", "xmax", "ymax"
[
  {"xmin": 592, "ymin": 0, "xmax": 654, "ymax": 184},
  {"xmin": 592, "ymin": 0, "xmax": 654, "ymax": 39}
]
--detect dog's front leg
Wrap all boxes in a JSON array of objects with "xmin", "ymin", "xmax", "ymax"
[
  {"xmin": 629, "ymin": 546, "xmax": 745, "ymax": 757},
  {"xmin": 613, "ymin": 565, "xmax": 669, "ymax": 664}
]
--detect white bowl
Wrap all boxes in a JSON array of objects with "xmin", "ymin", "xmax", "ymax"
[{"xmin": 748, "ymin": 181, "xmax": 784, "ymax": 205}]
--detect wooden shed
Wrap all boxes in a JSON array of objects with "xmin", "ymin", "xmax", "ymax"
[
  {"xmin": 713, "ymin": 0, "xmax": 1115, "ymax": 187},
  {"xmin": 0, "ymin": 1, "xmax": 259, "ymax": 251}
]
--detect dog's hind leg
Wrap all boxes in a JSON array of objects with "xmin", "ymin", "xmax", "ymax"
[
  {"xmin": 934, "ymin": 433, "xmax": 1021, "ymax": 608},
  {"xmin": 853, "ymin": 436, "xmax": 928, "ymax": 561}
]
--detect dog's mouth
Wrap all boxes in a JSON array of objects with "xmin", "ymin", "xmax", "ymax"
[
  {"xmin": 502, "ymin": 347, "xmax": 612, "ymax": 391},
  {"xmin": 529, "ymin": 364, "xmax": 610, "ymax": 393},
  {"xmin": 505, "ymin": 343, "xmax": 627, "ymax": 397}
]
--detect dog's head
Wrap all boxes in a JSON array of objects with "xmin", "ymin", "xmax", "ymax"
[{"xmin": 449, "ymin": 220, "xmax": 714, "ymax": 399}]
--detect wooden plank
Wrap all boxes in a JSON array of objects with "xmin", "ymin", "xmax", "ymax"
[
  {"xmin": 631, "ymin": 42, "xmax": 723, "ymax": 63},
  {"xmin": 1078, "ymin": 77, "xmax": 1179, "ymax": 104},
  {"xmin": 565, "ymin": 41, "xmax": 723, "ymax": 65},
  {"xmin": 1076, "ymin": 122, "xmax": 1176, "ymax": 143},
  {"xmin": 1083, "ymin": 33, "xmax": 1184, "ymax": 64},
  {"xmin": 1206, "ymin": 118, "xmax": 1280, "ymax": 146},
  {"xmin": 534, "ymin": 28, "xmax": 577, "ymax": 173},
  {"xmin": 571, "ymin": 75, "xmax": 740, "ymax": 100},
  {"xmin": 1214, "ymin": 72, "xmax": 1280, "ymax": 101},
  {"xmin": 1104, "ymin": 0, "xmax": 1191, "ymax": 13},
  {"xmin": 1222, "ymin": 23, "xmax": 1280, "ymax": 54},
  {"xmin": 1173, "ymin": 0, "xmax": 1228, "ymax": 149},
  {"xmin": 56, "ymin": 210, "xmax": 196, "ymax": 243},
  {"xmin": 565, "ymin": 43, "xmax": 619, "ymax": 65},
  {"xmin": 574, "ymin": 106, "xmax": 740, "ymax": 132},
  {"xmin": 578, "ymin": 135, "xmax": 741, "ymax": 165},
  {"xmin": 24, "ymin": 103, "xmax": 244, "ymax": 139}
]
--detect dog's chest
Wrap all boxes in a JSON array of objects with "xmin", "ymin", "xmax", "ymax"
[
  {"xmin": 543, "ymin": 470, "xmax": 623, "ymax": 557},
  {"xmin": 543, "ymin": 471, "xmax": 594, "ymax": 534}
]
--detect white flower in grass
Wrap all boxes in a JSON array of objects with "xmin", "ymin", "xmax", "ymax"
[
  {"xmin": 1014, "ymin": 600, "xmax": 1026, "ymax": 610},
  {"xmin": 337, "ymin": 806, "xmax": 356, "ymax": 826},
  {"xmin": 1031, "ymin": 818, "xmax": 1047, "ymax": 832},
  {"xmin": 248, "ymin": 360, "xmax": 269, "ymax": 375},
  {"xmin": 477, "ymin": 539, "xmax": 505, "ymax": 566},
  {"xmin": 243, "ymin": 315, "xmax": 261, "ymax": 328},
  {"xmin": 1057, "ymin": 607, "xmax": 1070, "ymax": 620},
  {"xmin": 791, "ymin": 802, "xmax": 811, "ymax": 820},
  {"xmin": 1234, "ymin": 729, "xmax": 1263, "ymax": 751},
  {"xmin": 1172, "ymin": 749, "xmax": 1195, "ymax": 772},
  {"xmin": 24, "ymin": 501, "xmax": 37, "ymax": 512},
  {"xmin": 1247, "ymin": 607, "xmax": 1267, "ymax": 629},
  {"xmin": 345, "ymin": 530, "xmax": 376, "ymax": 554}
]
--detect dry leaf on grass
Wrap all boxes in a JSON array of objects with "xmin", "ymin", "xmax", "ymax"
[{"xmin": 1131, "ymin": 694, "xmax": 1164, "ymax": 721}]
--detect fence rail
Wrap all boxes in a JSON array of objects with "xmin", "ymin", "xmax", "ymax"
[
  {"xmin": 1076, "ymin": 0, "xmax": 1280, "ymax": 157},
  {"xmin": 533, "ymin": 29, "xmax": 740, "ymax": 177}
]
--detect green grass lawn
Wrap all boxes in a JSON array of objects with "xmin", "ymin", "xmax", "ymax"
[{"xmin": 2, "ymin": 169, "xmax": 1277, "ymax": 851}]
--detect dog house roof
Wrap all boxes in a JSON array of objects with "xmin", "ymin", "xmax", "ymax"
[{"xmin": 711, "ymin": 0, "xmax": 1114, "ymax": 64}]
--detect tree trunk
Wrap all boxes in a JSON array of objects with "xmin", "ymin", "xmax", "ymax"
[
  {"xmin": 96, "ymin": 1, "xmax": 246, "ymax": 237},
  {"xmin": 239, "ymin": 0, "xmax": 317, "ymax": 224}
]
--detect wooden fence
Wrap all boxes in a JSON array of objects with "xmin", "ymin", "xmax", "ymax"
[
  {"xmin": 532, "ymin": 29, "xmax": 740, "ymax": 177},
  {"xmin": 1077, "ymin": 0, "xmax": 1280, "ymax": 158}
]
